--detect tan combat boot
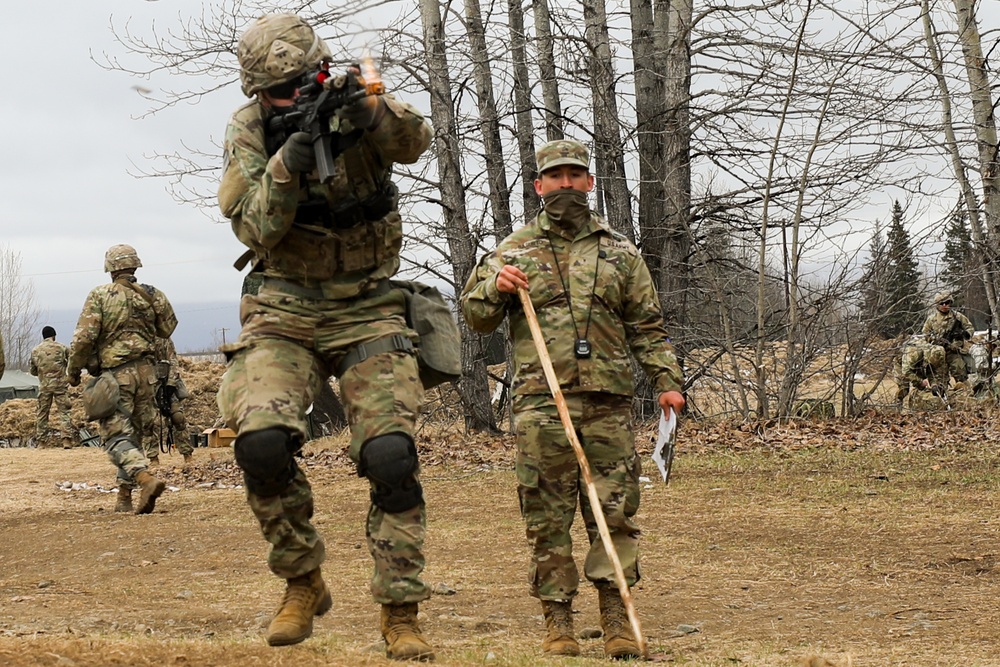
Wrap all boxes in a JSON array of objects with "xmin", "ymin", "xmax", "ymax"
[
  {"xmin": 540, "ymin": 600, "xmax": 580, "ymax": 656},
  {"xmin": 381, "ymin": 602, "xmax": 435, "ymax": 661},
  {"xmin": 597, "ymin": 585, "xmax": 643, "ymax": 660},
  {"xmin": 183, "ymin": 453, "xmax": 193, "ymax": 465},
  {"xmin": 115, "ymin": 487, "xmax": 133, "ymax": 513},
  {"xmin": 133, "ymin": 470, "xmax": 166, "ymax": 515},
  {"xmin": 266, "ymin": 568, "xmax": 333, "ymax": 646}
]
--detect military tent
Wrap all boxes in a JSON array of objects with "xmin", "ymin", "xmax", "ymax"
[{"xmin": 0, "ymin": 370, "xmax": 39, "ymax": 403}]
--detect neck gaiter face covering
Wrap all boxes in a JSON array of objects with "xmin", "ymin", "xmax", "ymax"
[{"xmin": 543, "ymin": 188, "xmax": 590, "ymax": 234}]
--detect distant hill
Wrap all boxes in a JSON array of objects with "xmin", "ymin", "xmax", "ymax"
[{"xmin": 39, "ymin": 301, "xmax": 240, "ymax": 355}]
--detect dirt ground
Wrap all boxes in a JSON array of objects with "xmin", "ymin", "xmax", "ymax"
[{"xmin": 1, "ymin": 404, "xmax": 999, "ymax": 666}]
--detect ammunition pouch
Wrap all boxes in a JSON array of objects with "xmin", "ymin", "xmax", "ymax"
[
  {"xmin": 392, "ymin": 280, "xmax": 462, "ymax": 389},
  {"xmin": 82, "ymin": 372, "xmax": 125, "ymax": 421},
  {"xmin": 335, "ymin": 280, "xmax": 461, "ymax": 389},
  {"xmin": 293, "ymin": 181, "xmax": 397, "ymax": 230}
]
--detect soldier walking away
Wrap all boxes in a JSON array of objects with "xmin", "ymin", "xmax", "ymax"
[
  {"xmin": 460, "ymin": 138, "xmax": 685, "ymax": 659},
  {"xmin": 66, "ymin": 244, "xmax": 177, "ymax": 515},
  {"xmin": 29, "ymin": 326, "xmax": 74, "ymax": 448},
  {"xmin": 153, "ymin": 336, "xmax": 195, "ymax": 464},
  {"xmin": 922, "ymin": 291, "xmax": 975, "ymax": 388},
  {"xmin": 217, "ymin": 14, "xmax": 436, "ymax": 658}
]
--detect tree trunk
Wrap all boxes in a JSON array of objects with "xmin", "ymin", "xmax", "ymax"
[
  {"xmin": 660, "ymin": 0, "xmax": 693, "ymax": 361},
  {"xmin": 943, "ymin": 0, "xmax": 1000, "ymax": 324},
  {"xmin": 418, "ymin": 0, "xmax": 498, "ymax": 433},
  {"xmin": 464, "ymin": 0, "xmax": 514, "ymax": 240},
  {"xmin": 507, "ymin": 0, "xmax": 539, "ymax": 222},
  {"xmin": 532, "ymin": 0, "xmax": 563, "ymax": 141},
  {"xmin": 583, "ymin": 0, "xmax": 634, "ymax": 242}
]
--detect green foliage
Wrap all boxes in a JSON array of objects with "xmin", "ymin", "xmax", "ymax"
[{"xmin": 861, "ymin": 201, "xmax": 923, "ymax": 338}]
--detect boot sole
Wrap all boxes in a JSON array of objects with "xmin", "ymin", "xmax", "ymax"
[{"xmin": 135, "ymin": 481, "xmax": 166, "ymax": 515}]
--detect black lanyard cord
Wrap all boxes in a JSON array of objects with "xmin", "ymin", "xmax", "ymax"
[{"xmin": 546, "ymin": 231, "xmax": 602, "ymax": 347}]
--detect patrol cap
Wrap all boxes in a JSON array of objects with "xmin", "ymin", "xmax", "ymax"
[{"xmin": 535, "ymin": 139, "xmax": 590, "ymax": 174}]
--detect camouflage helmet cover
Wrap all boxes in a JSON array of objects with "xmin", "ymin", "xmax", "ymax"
[
  {"xmin": 932, "ymin": 290, "xmax": 953, "ymax": 305},
  {"xmin": 104, "ymin": 244, "xmax": 142, "ymax": 273},
  {"xmin": 237, "ymin": 14, "xmax": 332, "ymax": 97},
  {"xmin": 535, "ymin": 139, "xmax": 590, "ymax": 174}
]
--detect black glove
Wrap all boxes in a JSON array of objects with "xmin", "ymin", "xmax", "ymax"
[
  {"xmin": 67, "ymin": 371, "xmax": 81, "ymax": 387},
  {"xmin": 338, "ymin": 95, "xmax": 385, "ymax": 130},
  {"xmin": 281, "ymin": 132, "xmax": 316, "ymax": 173}
]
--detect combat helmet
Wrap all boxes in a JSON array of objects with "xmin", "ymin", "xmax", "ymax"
[
  {"xmin": 104, "ymin": 244, "xmax": 142, "ymax": 273},
  {"xmin": 932, "ymin": 290, "xmax": 953, "ymax": 306},
  {"xmin": 237, "ymin": 14, "xmax": 332, "ymax": 97}
]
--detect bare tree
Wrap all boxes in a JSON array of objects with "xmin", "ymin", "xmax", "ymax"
[
  {"xmin": 0, "ymin": 246, "xmax": 41, "ymax": 370},
  {"xmin": 418, "ymin": 0, "xmax": 498, "ymax": 433}
]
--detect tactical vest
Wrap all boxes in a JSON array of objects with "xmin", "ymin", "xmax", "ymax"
[{"xmin": 252, "ymin": 110, "xmax": 400, "ymax": 282}]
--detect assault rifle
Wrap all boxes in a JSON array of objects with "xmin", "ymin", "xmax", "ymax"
[
  {"xmin": 266, "ymin": 65, "xmax": 385, "ymax": 183},
  {"xmin": 154, "ymin": 373, "xmax": 176, "ymax": 454}
]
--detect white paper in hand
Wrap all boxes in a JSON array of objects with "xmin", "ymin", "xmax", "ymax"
[{"xmin": 652, "ymin": 408, "xmax": 677, "ymax": 483}]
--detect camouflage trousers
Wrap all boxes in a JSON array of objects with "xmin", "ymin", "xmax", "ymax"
[
  {"xmin": 36, "ymin": 387, "xmax": 72, "ymax": 439},
  {"xmin": 98, "ymin": 361, "xmax": 155, "ymax": 489},
  {"xmin": 512, "ymin": 392, "xmax": 641, "ymax": 602},
  {"xmin": 218, "ymin": 282, "xmax": 429, "ymax": 603},
  {"xmin": 945, "ymin": 351, "xmax": 974, "ymax": 382}
]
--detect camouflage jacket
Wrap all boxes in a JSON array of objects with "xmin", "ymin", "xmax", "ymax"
[
  {"xmin": 217, "ymin": 95, "xmax": 432, "ymax": 300},
  {"xmin": 460, "ymin": 211, "xmax": 683, "ymax": 398},
  {"xmin": 922, "ymin": 309, "xmax": 974, "ymax": 347},
  {"xmin": 29, "ymin": 339, "xmax": 69, "ymax": 390},
  {"xmin": 67, "ymin": 277, "xmax": 178, "ymax": 377},
  {"xmin": 900, "ymin": 342, "xmax": 942, "ymax": 384}
]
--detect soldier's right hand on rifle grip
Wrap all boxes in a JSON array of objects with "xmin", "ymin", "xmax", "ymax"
[{"xmin": 281, "ymin": 131, "xmax": 316, "ymax": 173}]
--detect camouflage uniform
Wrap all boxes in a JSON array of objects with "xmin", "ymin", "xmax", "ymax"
[
  {"xmin": 152, "ymin": 336, "xmax": 194, "ymax": 457},
  {"xmin": 29, "ymin": 336, "xmax": 72, "ymax": 442},
  {"xmin": 896, "ymin": 338, "xmax": 945, "ymax": 402},
  {"xmin": 67, "ymin": 275, "xmax": 177, "ymax": 488},
  {"xmin": 216, "ymin": 57, "xmax": 434, "ymax": 603},
  {"xmin": 460, "ymin": 140, "xmax": 683, "ymax": 601},
  {"xmin": 922, "ymin": 303, "xmax": 975, "ymax": 382}
]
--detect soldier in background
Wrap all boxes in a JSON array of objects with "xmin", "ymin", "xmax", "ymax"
[
  {"xmin": 922, "ymin": 291, "xmax": 975, "ymax": 386},
  {"xmin": 460, "ymin": 138, "xmax": 685, "ymax": 659},
  {"xmin": 66, "ymin": 244, "xmax": 176, "ymax": 514},
  {"xmin": 895, "ymin": 337, "xmax": 946, "ymax": 407},
  {"xmin": 152, "ymin": 336, "xmax": 195, "ymax": 464},
  {"xmin": 29, "ymin": 326, "xmax": 74, "ymax": 448},
  {"xmin": 217, "ymin": 14, "xmax": 435, "ymax": 658}
]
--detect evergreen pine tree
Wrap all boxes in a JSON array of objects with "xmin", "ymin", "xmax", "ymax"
[{"xmin": 861, "ymin": 202, "xmax": 923, "ymax": 338}]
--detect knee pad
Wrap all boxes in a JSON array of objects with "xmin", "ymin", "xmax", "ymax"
[
  {"xmin": 234, "ymin": 428, "xmax": 299, "ymax": 497},
  {"xmin": 105, "ymin": 434, "xmax": 137, "ymax": 457},
  {"xmin": 359, "ymin": 432, "xmax": 423, "ymax": 513}
]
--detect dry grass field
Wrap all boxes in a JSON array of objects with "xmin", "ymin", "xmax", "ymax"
[{"xmin": 1, "ymin": 401, "xmax": 999, "ymax": 666}]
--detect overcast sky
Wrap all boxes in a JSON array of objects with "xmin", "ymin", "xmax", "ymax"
[{"xmin": 2, "ymin": 1, "xmax": 247, "ymax": 325}]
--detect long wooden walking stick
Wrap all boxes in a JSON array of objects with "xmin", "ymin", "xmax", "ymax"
[{"xmin": 517, "ymin": 287, "xmax": 647, "ymax": 657}]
